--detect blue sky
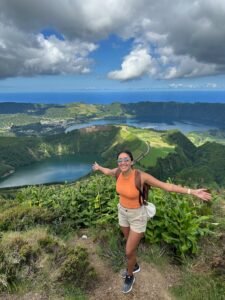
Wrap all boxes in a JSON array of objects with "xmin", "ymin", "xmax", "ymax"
[{"xmin": 0, "ymin": 0, "xmax": 225, "ymax": 92}]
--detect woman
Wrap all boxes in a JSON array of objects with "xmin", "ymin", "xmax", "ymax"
[{"xmin": 92, "ymin": 150, "xmax": 211, "ymax": 294}]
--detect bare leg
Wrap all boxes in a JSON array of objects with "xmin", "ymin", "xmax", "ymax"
[
  {"xmin": 125, "ymin": 230, "xmax": 144, "ymax": 276},
  {"xmin": 120, "ymin": 226, "xmax": 130, "ymax": 240}
]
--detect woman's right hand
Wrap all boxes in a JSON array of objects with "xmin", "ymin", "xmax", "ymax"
[{"xmin": 92, "ymin": 162, "xmax": 100, "ymax": 171}]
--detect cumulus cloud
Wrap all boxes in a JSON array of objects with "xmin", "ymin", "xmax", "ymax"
[
  {"xmin": 0, "ymin": 0, "xmax": 225, "ymax": 80},
  {"xmin": 0, "ymin": 21, "xmax": 97, "ymax": 78},
  {"xmin": 0, "ymin": 0, "xmax": 142, "ymax": 40},
  {"xmin": 108, "ymin": 47, "xmax": 153, "ymax": 81}
]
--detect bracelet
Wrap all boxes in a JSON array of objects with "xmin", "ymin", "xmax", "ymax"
[{"xmin": 187, "ymin": 188, "xmax": 191, "ymax": 194}]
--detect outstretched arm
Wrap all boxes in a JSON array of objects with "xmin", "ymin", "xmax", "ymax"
[
  {"xmin": 92, "ymin": 162, "xmax": 117, "ymax": 176},
  {"xmin": 142, "ymin": 172, "xmax": 211, "ymax": 202}
]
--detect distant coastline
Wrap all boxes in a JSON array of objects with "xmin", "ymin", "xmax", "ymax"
[{"xmin": 0, "ymin": 90, "xmax": 225, "ymax": 105}]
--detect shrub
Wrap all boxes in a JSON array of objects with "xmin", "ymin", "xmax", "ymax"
[
  {"xmin": 15, "ymin": 175, "xmax": 212, "ymax": 257},
  {"xmin": 145, "ymin": 187, "xmax": 212, "ymax": 257},
  {"xmin": 0, "ymin": 230, "xmax": 43, "ymax": 290},
  {"xmin": 16, "ymin": 176, "xmax": 119, "ymax": 228},
  {"xmin": 0, "ymin": 198, "xmax": 20, "ymax": 212},
  {"xmin": 0, "ymin": 229, "xmax": 96, "ymax": 292},
  {"xmin": 57, "ymin": 246, "xmax": 96, "ymax": 289},
  {"xmin": 0, "ymin": 204, "xmax": 59, "ymax": 231}
]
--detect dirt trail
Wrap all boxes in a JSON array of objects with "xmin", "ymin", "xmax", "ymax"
[
  {"xmin": 77, "ymin": 236, "xmax": 178, "ymax": 300},
  {"xmin": 0, "ymin": 235, "xmax": 179, "ymax": 300}
]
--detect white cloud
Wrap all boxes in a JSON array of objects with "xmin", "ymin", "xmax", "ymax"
[
  {"xmin": 108, "ymin": 47, "xmax": 152, "ymax": 81},
  {"xmin": 161, "ymin": 53, "xmax": 218, "ymax": 79},
  {"xmin": 0, "ymin": 0, "xmax": 225, "ymax": 80},
  {"xmin": 206, "ymin": 82, "xmax": 217, "ymax": 88},
  {"xmin": 0, "ymin": 22, "xmax": 97, "ymax": 78},
  {"xmin": 24, "ymin": 34, "xmax": 97, "ymax": 75},
  {"xmin": 169, "ymin": 83, "xmax": 196, "ymax": 89}
]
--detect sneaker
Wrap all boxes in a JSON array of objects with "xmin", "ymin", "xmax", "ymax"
[
  {"xmin": 121, "ymin": 263, "xmax": 140, "ymax": 279},
  {"xmin": 122, "ymin": 274, "xmax": 135, "ymax": 293}
]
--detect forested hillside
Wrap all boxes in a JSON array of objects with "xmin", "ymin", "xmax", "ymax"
[
  {"xmin": 148, "ymin": 131, "xmax": 225, "ymax": 187},
  {"xmin": 0, "ymin": 125, "xmax": 147, "ymax": 178},
  {"xmin": 0, "ymin": 107, "xmax": 225, "ymax": 298},
  {"xmin": 1, "ymin": 125, "xmax": 225, "ymax": 188},
  {"xmin": 122, "ymin": 102, "xmax": 225, "ymax": 127},
  {"xmin": 1, "ymin": 101, "xmax": 225, "ymax": 131}
]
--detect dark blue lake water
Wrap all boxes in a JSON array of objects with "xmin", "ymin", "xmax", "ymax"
[
  {"xmin": 0, "ymin": 90, "xmax": 224, "ymax": 188},
  {"xmin": 65, "ymin": 118, "xmax": 217, "ymax": 134},
  {"xmin": 0, "ymin": 117, "xmax": 218, "ymax": 188},
  {"xmin": 0, "ymin": 155, "xmax": 98, "ymax": 189}
]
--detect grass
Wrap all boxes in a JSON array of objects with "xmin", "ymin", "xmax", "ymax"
[
  {"xmin": 115, "ymin": 126, "xmax": 175, "ymax": 168},
  {"xmin": 129, "ymin": 127, "xmax": 174, "ymax": 147},
  {"xmin": 0, "ymin": 227, "xmax": 97, "ymax": 298},
  {"xmin": 171, "ymin": 272, "xmax": 225, "ymax": 300},
  {"xmin": 0, "ymin": 158, "xmax": 224, "ymax": 299},
  {"xmin": 140, "ymin": 146, "xmax": 174, "ymax": 167},
  {"xmin": 90, "ymin": 194, "xmax": 225, "ymax": 300},
  {"xmin": 93, "ymin": 226, "xmax": 126, "ymax": 272},
  {"xmin": 188, "ymin": 130, "xmax": 225, "ymax": 146},
  {"xmin": 170, "ymin": 196, "xmax": 225, "ymax": 300},
  {"xmin": 138, "ymin": 242, "xmax": 173, "ymax": 269},
  {"xmin": 63, "ymin": 286, "xmax": 88, "ymax": 300}
]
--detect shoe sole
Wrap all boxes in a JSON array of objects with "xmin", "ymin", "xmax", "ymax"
[
  {"xmin": 121, "ymin": 267, "xmax": 141, "ymax": 279},
  {"xmin": 122, "ymin": 276, "xmax": 136, "ymax": 294}
]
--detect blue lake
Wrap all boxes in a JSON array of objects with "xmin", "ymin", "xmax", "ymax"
[
  {"xmin": 65, "ymin": 118, "xmax": 218, "ymax": 134},
  {"xmin": 0, "ymin": 90, "xmax": 223, "ymax": 188},
  {"xmin": 0, "ymin": 118, "xmax": 219, "ymax": 189},
  {"xmin": 0, "ymin": 155, "xmax": 97, "ymax": 189}
]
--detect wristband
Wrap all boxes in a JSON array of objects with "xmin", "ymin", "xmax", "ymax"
[{"xmin": 187, "ymin": 188, "xmax": 191, "ymax": 194}]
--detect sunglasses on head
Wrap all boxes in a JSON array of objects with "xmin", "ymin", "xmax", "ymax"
[{"xmin": 117, "ymin": 157, "xmax": 130, "ymax": 164}]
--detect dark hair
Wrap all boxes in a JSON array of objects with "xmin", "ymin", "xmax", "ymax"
[{"xmin": 117, "ymin": 150, "xmax": 134, "ymax": 161}]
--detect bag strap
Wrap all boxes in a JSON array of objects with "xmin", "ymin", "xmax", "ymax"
[
  {"xmin": 134, "ymin": 169, "xmax": 144, "ymax": 206},
  {"xmin": 115, "ymin": 167, "xmax": 121, "ymax": 179}
]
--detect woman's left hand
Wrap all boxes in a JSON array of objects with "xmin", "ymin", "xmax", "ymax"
[{"xmin": 191, "ymin": 188, "xmax": 212, "ymax": 201}]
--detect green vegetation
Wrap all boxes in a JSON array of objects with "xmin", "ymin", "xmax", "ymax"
[
  {"xmin": 188, "ymin": 129, "xmax": 225, "ymax": 146},
  {"xmin": 122, "ymin": 101, "xmax": 225, "ymax": 127},
  {"xmin": 1, "ymin": 102, "xmax": 225, "ymax": 138},
  {"xmin": 148, "ymin": 130, "xmax": 225, "ymax": 187},
  {"xmin": 140, "ymin": 146, "xmax": 174, "ymax": 167},
  {"xmin": 1, "ymin": 125, "xmax": 225, "ymax": 189},
  {"xmin": 0, "ymin": 102, "xmax": 225, "ymax": 298},
  {"xmin": 0, "ymin": 161, "xmax": 224, "ymax": 298},
  {"xmin": 172, "ymin": 272, "xmax": 225, "ymax": 300},
  {"xmin": 145, "ymin": 188, "xmax": 212, "ymax": 256},
  {"xmin": 0, "ymin": 126, "xmax": 121, "ymax": 177},
  {"xmin": 12, "ymin": 175, "xmax": 212, "ymax": 256},
  {"xmin": 0, "ymin": 113, "xmax": 41, "ymax": 129},
  {"xmin": 0, "ymin": 227, "xmax": 96, "ymax": 297}
]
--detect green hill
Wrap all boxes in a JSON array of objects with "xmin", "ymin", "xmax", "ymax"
[
  {"xmin": 122, "ymin": 101, "xmax": 225, "ymax": 127},
  {"xmin": 149, "ymin": 131, "xmax": 225, "ymax": 187},
  {"xmin": 1, "ymin": 102, "xmax": 225, "ymax": 137},
  {"xmin": 1, "ymin": 124, "xmax": 225, "ymax": 188},
  {"xmin": 0, "ymin": 125, "xmax": 146, "ymax": 177}
]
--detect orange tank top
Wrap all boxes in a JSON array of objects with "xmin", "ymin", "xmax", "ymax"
[{"xmin": 116, "ymin": 169, "xmax": 140, "ymax": 208}]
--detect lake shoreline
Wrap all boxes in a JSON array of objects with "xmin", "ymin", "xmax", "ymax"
[{"xmin": 0, "ymin": 154, "xmax": 97, "ymax": 189}]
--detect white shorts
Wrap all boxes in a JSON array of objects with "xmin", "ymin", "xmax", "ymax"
[{"xmin": 118, "ymin": 203, "xmax": 148, "ymax": 233}]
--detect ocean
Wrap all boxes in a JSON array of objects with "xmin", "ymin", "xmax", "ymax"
[{"xmin": 0, "ymin": 90, "xmax": 225, "ymax": 104}]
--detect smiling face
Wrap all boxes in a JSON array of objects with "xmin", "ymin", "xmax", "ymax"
[{"xmin": 117, "ymin": 152, "xmax": 133, "ymax": 173}]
